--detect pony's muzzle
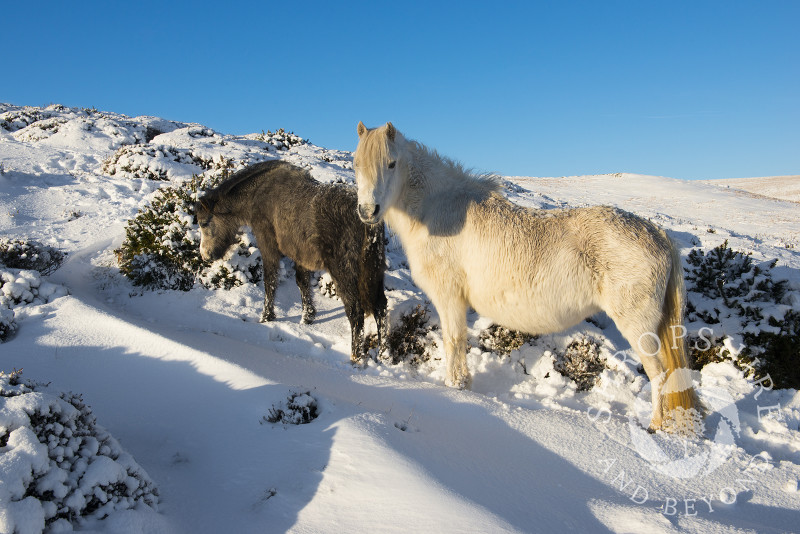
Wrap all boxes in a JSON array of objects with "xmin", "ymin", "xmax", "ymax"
[
  {"xmin": 199, "ymin": 245, "xmax": 211, "ymax": 261},
  {"xmin": 357, "ymin": 203, "xmax": 381, "ymax": 224}
]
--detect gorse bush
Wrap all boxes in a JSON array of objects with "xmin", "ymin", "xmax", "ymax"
[
  {"xmin": 262, "ymin": 391, "xmax": 319, "ymax": 425},
  {"xmin": 0, "ymin": 306, "xmax": 15, "ymax": 341},
  {"xmin": 685, "ymin": 240, "xmax": 788, "ymax": 326},
  {"xmin": 740, "ymin": 310, "xmax": 800, "ymax": 390},
  {"xmin": 0, "ymin": 371, "xmax": 159, "ymax": 531},
  {"xmin": 102, "ymin": 144, "xmax": 236, "ymax": 181},
  {"xmin": 257, "ymin": 128, "xmax": 307, "ymax": 150},
  {"xmin": 684, "ymin": 240, "xmax": 799, "ymax": 389},
  {"xmin": 116, "ymin": 177, "xmax": 205, "ymax": 290},
  {"xmin": 478, "ymin": 324, "xmax": 535, "ymax": 355},
  {"xmin": 1, "ymin": 252, "xmax": 68, "ymax": 342},
  {"xmin": 0, "ymin": 238, "xmax": 65, "ymax": 275},
  {"xmin": 384, "ymin": 305, "xmax": 438, "ymax": 366},
  {"xmin": 115, "ymin": 175, "xmax": 262, "ymax": 291},
  {"xmin": 554, "ymin": 337, "xmax": 607, "ymax": 391}
]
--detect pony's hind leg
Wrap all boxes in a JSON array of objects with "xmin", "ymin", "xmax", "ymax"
[
  {"xmin": 613, "ymin": 311, "xmax": 694, "ymax": 432},
  {"xmin": 294, "ymin": 266, "xmax": 316, "ymax": 324}
]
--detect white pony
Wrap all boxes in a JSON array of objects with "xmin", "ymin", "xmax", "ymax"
[{"xmin": 353, "ymin": 121, "xmax": 696, "ymax": 432}]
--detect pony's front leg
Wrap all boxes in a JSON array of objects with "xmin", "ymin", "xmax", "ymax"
[
  {"xmin": 436, "ymin": 297, "xmax": 470, "ymax": 389},
  {"xmin": 343, "ymin": 299, "xmax": 365, "ymax": 365},
  {"xmin": 260, "ymin": 252, "xmax": 280, "ymax": 323}
]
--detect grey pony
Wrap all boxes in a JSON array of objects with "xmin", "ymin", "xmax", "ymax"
[{"xmin": 196, "ymin": 160, "xmax": 387, "ymax": 363}]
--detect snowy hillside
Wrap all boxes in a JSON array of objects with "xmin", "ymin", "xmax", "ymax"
[
  {"xmin": 1, "ymin": 104, "xmax": 799, "ymax": 534},
  {"xmin": 700, "ymin": 176, "xmax": 800, "ymax": 204}
]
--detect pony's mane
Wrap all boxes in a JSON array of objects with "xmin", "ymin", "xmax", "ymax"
[
  {"xmin": 357, "ymin": 126, "xmax": 500, "ymax": 195},
  {"xmin": 408, "ymin": 139, "xmax": 501, "ymax": 194},
  {"xmin": 208, "ymin": 160, "xmax": 287, "ymax": 199}
]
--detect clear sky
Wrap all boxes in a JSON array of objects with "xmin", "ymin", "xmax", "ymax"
[{"xmin": 3, "ymin": 1, "xmax": 798, "ymax": 180}]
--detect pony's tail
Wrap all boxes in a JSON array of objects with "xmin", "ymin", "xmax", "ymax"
[
  {"xmin": 359, "ymin": 222, "xmax": 388, "ymax": 359},
  {"xmin": 658, "ymin": 239, "xmax": 697, "ymax": 431}
]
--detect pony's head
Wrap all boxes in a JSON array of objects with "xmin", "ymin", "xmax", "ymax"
[
  {"xmin": 195, "ymin": 195, "xmax": 238, "ymax": 261},
  {"xmin": 353, "ymin": 121, "xmax": 405, "ymax": 225}
]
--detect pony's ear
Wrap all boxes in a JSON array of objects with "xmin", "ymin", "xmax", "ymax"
[
  {"xmin": 198, "ymin": 196, "xmax": 217, "ymax": 214},
  {"xmin": 385, "ymin": 122, "xmax": 396, "ymax": 141},
  {"xmin": 357, "ymin": 121, "xmax": 367, "ymax": 137}
]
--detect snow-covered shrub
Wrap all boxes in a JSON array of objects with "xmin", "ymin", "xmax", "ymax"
[
  {"xmin": 101, "ymin": 145, "xmax": 227, "ymax": 181},
  {"xmin": 740, "ymin": 310, "xmax": 800, "ymax": 390},
  {"xmin": 1, "ymin": 266, "xmax": 67, "ymax": 342},
  {"xmin": 116, "ymin": 175, "xmax": 262, "ymax": 291},
  {"xmin": 685, "ymin": 241, "xmax": 799, "ymax": 389},
  {"xmin": 384, "ymin": 305, "xmax": 438, "ymax": 366},
  {"xmin": 263, "ymin": 391, "xmax": 319, "ymax": 425},
  {"xmin": 0, "ymin": 371, "xmax": 159, "ymax": 532},
  {"xmin": 11, "ymin": 117, "xmax": 69, "ymax": 142},
  {"xmin": 197, "ymin": 233, "xmax": 263, "ymax": 290},
  {"xmin": 0, "ymin": 238, "xmax": 66, "ymax": 275},
  {"xmin": 478, "ymin": 324, "xmax": 535, "ymax": 356},
  {"xmin": 0, "ymin": 306, "xmax": 16, "ymax": 341},
  {"xmin": 1, "ymin": 104, "xmax": 155, "ymax": 148},
  {"xmin": 102, "ymin": 124, "xmax": 303, "ymax": 182},
  {"xmin": 0, "ymin": 106, "xmax": 46, "ymax": 132},
  {"xmin": 257, "ymin": 128, "xmax": 307, "ymax": 150},
  {"xmin": 553, "ymin": 337, "xmax": 607, "ymax": 391},
  {"xmin": 685, "ymin": 240, "xmax": 788, "ymax": 325}
]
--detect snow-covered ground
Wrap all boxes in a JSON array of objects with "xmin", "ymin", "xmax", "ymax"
[
  {"xmin": 700, "ymin": 176, "xmax": 800, "ymax": 204},
  {"xmin": 1, "ymin": 104, "xmax": 799, "ymax": 533}
]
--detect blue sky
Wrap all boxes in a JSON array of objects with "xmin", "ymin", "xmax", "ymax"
[{"xmin": 3, "ymin": 1, "xmax": 798, "ymax": 180}]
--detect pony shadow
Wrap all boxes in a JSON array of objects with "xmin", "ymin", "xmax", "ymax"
[
  {"xmin": 155, "ymin": 326, "xmax": 629, "ymax": 531},
  {"xmin": 90, "ymin": 292, "xmax": 625, "ymax": 531},
  {"xmin": 8, "ymin": 313, "xmax": 335, "ymax": 534}
]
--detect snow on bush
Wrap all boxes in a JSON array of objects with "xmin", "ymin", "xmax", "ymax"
[
  {"xmin": 251, "ymin": 128, "xmax": 307, "ymax": 151},
  {"xmin": 0, "ymin": 305, "xmax": 15, "ymax": 342},
  {"xmin": 115, "ymin": 175, "xmax": 262, "ymax": 291},
  {"xmin": 0, "ymin": 264, "xmax": 67, "ymax": 342},
  {"xmin": 1, "ymin": 238, "xmax": 68, "ymax": 342},
  {"xmin": 0, "ymin": 238, "xmax": 66, "ymax": 276},
  {"xmin": 102, "ymin": 145, "xmax": 214, "ymax": 181},
  {"xmin": 0, "ymin": 371, "xmax": 159, "ymax": 533},
  {"xmin": 553, "ymin": 336, "xmax": 607, "ymax": 391},
  {"xmin": 0, "ymin": 104, "xmax": 52, "ymax": 132},
  {"xmin": 102, "ymin": 126, "xmax": 305, "ymax": 182},
  {"xmin": 262, "ymin": 391, "xmax": 319, "ymax": 425},
  {"xmin": 684, "ymin": 240, "xmax": 799, "ymax": 389},
  {"xmin": 0, "ymin": 103, "xmax": 170, "ymax": 150},
  {"xmin": 478, "ymin": 324, "xmax": 535, "ymax": 356},
  {"xmin": 383, "ymin": 304, "xmax": 438, "ymax": 366}
]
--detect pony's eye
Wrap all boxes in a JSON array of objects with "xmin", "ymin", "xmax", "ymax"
[{"xmin": 388, "ymin": 161, "xmax": 396, "ymax": 169}]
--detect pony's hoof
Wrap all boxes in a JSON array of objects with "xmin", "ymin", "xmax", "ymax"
[
  {"xmin": 301, "ymin": 312, "xmax": 316, "ymax": 325},
  {"xmin": 445, "ymin": 374, "xmax": 472, "ymax": 390},
  {"xmin": 350, "ymin": 355, "xmax": 367, "ymax": 368},
  {"xmin": 260, "ymin": 312, "xmax": 275, "ymax": 323}
]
